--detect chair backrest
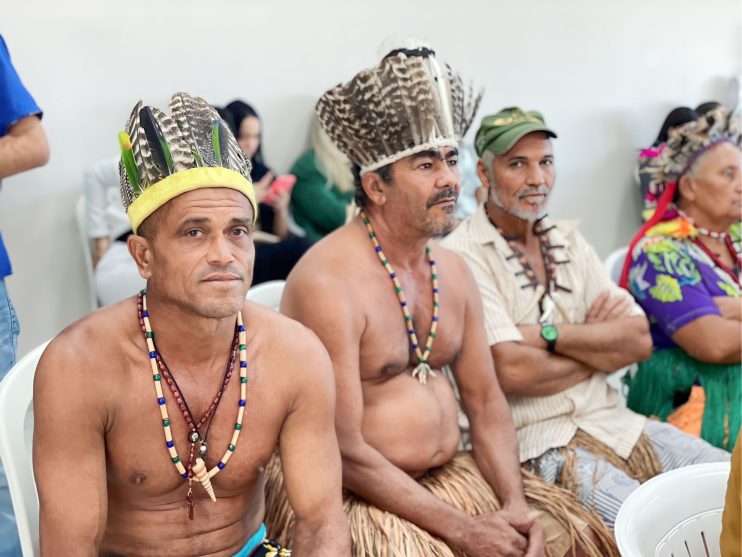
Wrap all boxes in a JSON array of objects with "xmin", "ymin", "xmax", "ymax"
[
  {"xmin": 603, "ymin": 246, "xmax": 629, "ymax": 285},
  {"xmin": 615, "ymin": 462, "xmax": 732, "ymax": 557},
  {"xmin": 0, "ymin": 341, "xmax": 49, "ymax": 557},
  {"xmin": 75, "ymin": 196, "xmax": 99, "ymax": 311},
  {"xmin": 246, "ymin": 280, "xmax": 285, "ymax": 311}
]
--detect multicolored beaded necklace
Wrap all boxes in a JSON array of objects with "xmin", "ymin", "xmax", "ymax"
[
  {"xmin": 359, "ymin": 211, "xmax": 439, "ymax": 385},
  {"xmin": 485, "ymin": 209, "xmax": 571, "ymax": 317},
  {"xmin": 675, "ymin": 208, "xmax": 741, "ymax": 280},
  {"xmin": 677, "ymin": 208, "xmax": 729, "ymax": 240},
  {"xmin": 137, "ymin": 291, "xmax": 248, "ymax": 519}
]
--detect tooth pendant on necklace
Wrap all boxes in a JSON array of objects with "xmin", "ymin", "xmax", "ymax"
[{"xmin": 412, "ymin": 362, "xmax": 436, "ymax": 385}]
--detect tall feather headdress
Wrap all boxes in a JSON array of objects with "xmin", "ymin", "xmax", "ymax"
[
  {"xmin": 316, "ymin": 39, "xmax": 482, "ymax": 174},
  {"xmin": 118, "ymin": 92, "xmax": 256, "ymax": 234}
]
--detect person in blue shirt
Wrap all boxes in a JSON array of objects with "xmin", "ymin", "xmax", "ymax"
[{"xmin": 0, "ymin": 34, "xmax": 49, "ymax": 557}]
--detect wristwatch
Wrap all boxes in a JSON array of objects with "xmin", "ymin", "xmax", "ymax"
[{"xmin": 540, "ymin": 323, "xmax": 558, "ymax": 353}]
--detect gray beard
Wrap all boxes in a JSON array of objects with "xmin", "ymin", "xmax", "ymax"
[{"xmin": 489, "ymin": 185, "xmax": 548, "ymax": 222}]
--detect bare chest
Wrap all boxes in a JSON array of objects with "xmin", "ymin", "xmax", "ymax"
[
  {"xmin": 358, "ymin": 269, "xmax": 465, "ymax": 380},
  {"xmin": 105, "ymin": 351, "xmax": 285, "ymax": 502}
]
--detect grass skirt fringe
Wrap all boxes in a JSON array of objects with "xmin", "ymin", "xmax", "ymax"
[
  {"xmin": 264, "ymin": 452, "xmax": 618, "ymax": 557},
  {"xmin": 554, "ymin": 429, "xmax": 663, "ymax": 498}
]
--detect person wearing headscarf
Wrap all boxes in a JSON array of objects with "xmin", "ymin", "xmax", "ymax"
[{"xmin": 621, "ymin": 107, "xmax": 741, "ymax": 451}]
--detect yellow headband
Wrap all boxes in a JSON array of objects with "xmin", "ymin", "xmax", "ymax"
[{"xmin": 127, "ymin": 167, "xmax": 257, "ymax": 234}]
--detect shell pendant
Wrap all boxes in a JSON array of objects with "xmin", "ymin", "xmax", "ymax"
[
  {"xmin": 412, "ymin": 362, "xmax": 436, "ymax": 385},
  {"xmin": 192, "ymin": 458, "xmax": 216, "ymax": 502}
]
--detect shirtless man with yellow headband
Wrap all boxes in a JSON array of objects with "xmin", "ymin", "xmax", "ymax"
[{"xmin": 32, "ymin": 93, "xmax": 349, "ymax": 556}]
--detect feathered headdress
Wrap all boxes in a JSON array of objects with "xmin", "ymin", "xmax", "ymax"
[
  {"xmin": 620, "ymin": 107, "xmax": 741, "ymax": 288},
  {"xmin": 119, "ymin": 92, "xmax": 256, "ymax": 234},
  {"xmin": 643, "ymin": 106, "xmax": 741, "ymax": 212},
  {"xmin": 316, "ymin": 39, "xmax": 482, "ymax": 175}
]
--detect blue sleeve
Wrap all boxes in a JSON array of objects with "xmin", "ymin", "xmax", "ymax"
[{"xmin": 0, "ymin": 35, "xmax": 42, "ymax": 137}]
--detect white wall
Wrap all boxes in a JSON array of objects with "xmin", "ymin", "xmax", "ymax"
[{"xmin": 1, "ymin": 0, "xmax": 740, "ymax": 356}]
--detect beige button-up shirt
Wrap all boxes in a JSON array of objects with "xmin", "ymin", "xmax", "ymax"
[{"xmin": 441, "ymin": 204, "xmax": 647, "ymax": 462}]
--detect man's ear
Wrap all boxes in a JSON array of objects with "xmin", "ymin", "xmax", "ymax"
[
  {"xmin": 128, "ymin": 235, "xmax": 154, "ymax": 280},
  {"xmin": 477, "ymin": 158, "xmax": 492, "ymax": 189},
  {"xmin": 361, "ymin": 171, "xmax": 388, "ymax": 206},
  {"xmin": 677, "ymin": 173, "xmax": 697, "ymax": 204}
]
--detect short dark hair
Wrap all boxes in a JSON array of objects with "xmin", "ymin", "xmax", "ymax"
[{"xmin": 351, "ymin": 162, "xmax": 394, "ymax": 208}]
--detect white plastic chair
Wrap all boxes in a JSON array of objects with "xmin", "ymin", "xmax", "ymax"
[
  {"xmin": 0, "ymin": 341, "xmax": 49, "ymax": 557},
  {"xmin": 246, "ymin": 280, "xmax": 285, "ymax": 311},
  {"xmin": 603, "ymin": 245, "xmax": 633, "ymax": 405},
  {"xmin": 75, "ymin": 196, "xmax": 99, "ymax": 311},
  {"xmin": 604, "ymin": 246, "xmax": 629, "ymax": 285},
  {"xmin": 615, "ymin": 462, "xmax": 732, "ymax": 557}
]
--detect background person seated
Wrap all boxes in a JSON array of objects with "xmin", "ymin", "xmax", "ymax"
[
  {"xmin": 84, "ymin": 156, "xmax": 145, "ymax": 306},
  {"xmin": 289, "ymin": 114, "xmax": 355, "ymax": 243},
  {"xmin": 621, "ymin": 107, "xmax": 741, "ymax": 451},
  {"xmin": 225, "ymin": 100, "xmax": 310, "ymax": 283}
]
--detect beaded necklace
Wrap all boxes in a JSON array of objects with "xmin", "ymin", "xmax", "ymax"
[
  {"xmin": 675, "ymin": 209, "xmax": 741, "ymax": 281},
  {"xmin": 485, "ymin": 209, "xmax": 571, "ymax": 317},
  {"xmin": 676, "ymin": 208, "xmax": 730, "ymax": 240},
  {"xmin": 137, "ymin": 291, "xmax": 248, "ymax": 518},
  {"xmin": 360, "ymin": 211, "xmax": 439, "ymax": 385}
]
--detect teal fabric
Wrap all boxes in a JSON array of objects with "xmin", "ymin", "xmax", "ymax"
[
  {"xmin": 289, "ymin": 150, "xmax": 354, "ymax": 243},
  {"xmin": 626, "ymin": 348, "xmax": 740, "ymax": 450},
  {"xmin": 232, "ymin": 523, "xmax": 266, "ymax": 557}
]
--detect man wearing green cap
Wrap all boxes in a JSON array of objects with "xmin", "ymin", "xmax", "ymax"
[{"xmin": 442, "ymin": 107, "xmax": 730, "ymax": 530}]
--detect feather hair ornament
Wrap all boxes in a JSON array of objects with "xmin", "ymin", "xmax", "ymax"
[
  {"xmin": 118, "ymin": 92, "xmax": 256, "ymax": 233},
  {"xmin": 645, "ymin": 106, "xmax": 741, "ymax": 206},
  {"xmin": 316, "ymin": 38, "xmax": 482, "ymax": 174},
  {"xmin": 619, "ymin": 106, "xmax": 741, "ymax": 289}
]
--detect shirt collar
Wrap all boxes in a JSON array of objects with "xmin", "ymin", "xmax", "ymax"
[{"xmin": 469, "ymin": 202, "xmax": 573, "ymax": 251}]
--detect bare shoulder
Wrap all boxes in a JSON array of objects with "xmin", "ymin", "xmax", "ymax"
[
  {"xmin": 292, "ymin": 223, "xmax": 365, "ymax": 280},
  {"xmin": 284, "ymin": 223, "xmax": 368, "ymax": 302},
  {"xmin": 34, "ymin": 298, "xmax": 137, "ymax": 426},
  {"xmin": 39, "ymin": 298, "xmax": 136, "ymax": 377}
]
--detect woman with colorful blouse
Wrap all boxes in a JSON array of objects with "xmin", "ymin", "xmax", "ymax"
[{"xmin": 622, "ymin": 107, "xmax": 741, "ymax": 451}]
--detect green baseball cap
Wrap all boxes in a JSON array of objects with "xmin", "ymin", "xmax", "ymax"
[{"xmin": 474, "ymin": 107, "xmax": 557, "ymax": 157}]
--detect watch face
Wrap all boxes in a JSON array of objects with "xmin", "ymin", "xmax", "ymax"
[{"xmin": 541, "ymin": 324, "xmax": 558, "ymax": 342}]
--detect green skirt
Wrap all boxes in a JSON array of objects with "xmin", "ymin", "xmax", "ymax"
[{"xmin": 626, "ymin": 348, "xmax": 740, "ymax": 451}]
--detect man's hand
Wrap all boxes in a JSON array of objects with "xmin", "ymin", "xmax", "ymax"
[
  {"xmin": 713, "ymin": 296, "xmax": 742, "ymax": 321},
  {"xmin": 450, "ymin": 512, "xmax": 529, "ymax": 557},
  {"xmin": 585, "ymin": 291, "xmax": 633, "ymax": 323},
  {"xmin": 503, "ymin": 507, "xmax": 545, "ymax": 557}
]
